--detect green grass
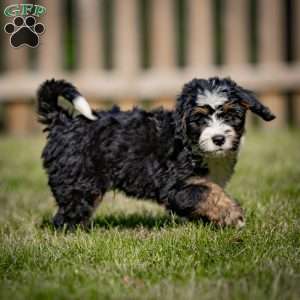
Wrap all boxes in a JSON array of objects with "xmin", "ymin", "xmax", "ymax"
[{"xmin": 0, "ymin": 130, "xmax": 300, "ymax": 300}]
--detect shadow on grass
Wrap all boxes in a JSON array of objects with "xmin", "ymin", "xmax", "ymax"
[
  {"xmin": 92, "ymin": 213, "xmax": 186, "ymax": 229},
  {"xmin": 40, "ymin": 212, "xmax": 192, "ymax": 231}
]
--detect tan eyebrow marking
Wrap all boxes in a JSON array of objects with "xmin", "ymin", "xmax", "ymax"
[
  {"xmin": 222, "ymin": 101, "xmax": 236, "ymax": 112},
  {"xmin": 193, "ymin": 106, "xmax": 209, "ymax": 115}
]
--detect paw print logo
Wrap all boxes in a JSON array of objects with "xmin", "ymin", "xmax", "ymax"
[{"xmin": 4, "ymin": 16, "xmax": 45, "ymax": 48}]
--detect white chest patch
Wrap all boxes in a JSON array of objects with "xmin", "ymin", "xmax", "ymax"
[{"xmin": 203, "ymin": 153, "xmax": 237, "ymax": 188}]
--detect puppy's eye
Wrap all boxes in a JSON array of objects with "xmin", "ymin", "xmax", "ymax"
[
  {"xmin": 189, "ymin": 112, "xmax": 208, "ymax": 128},
  {"xmin": 219, "ymin": 111, "xmax": 243, "ymax": 126}
]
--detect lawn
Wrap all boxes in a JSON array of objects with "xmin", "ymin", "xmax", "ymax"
[{"xmin": 0, "ymin": 130, "xmax": 299, "ymax": 300}]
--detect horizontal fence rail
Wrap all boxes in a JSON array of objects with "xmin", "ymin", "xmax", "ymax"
[{"xmin": 0, "ymin": 0, "xmax": 299, "ymax": 134}]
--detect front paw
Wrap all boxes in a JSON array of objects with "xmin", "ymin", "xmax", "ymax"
[
  {"xmin": 214, "ymin": 201, "xmax": 245, "ymax": 228},
  {"xmin": 190, "ymin": 180, "xmax": 245, "ymax": 228}
]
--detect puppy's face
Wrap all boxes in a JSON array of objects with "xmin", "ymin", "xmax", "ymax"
[
  {"xmin": 189, "ymin": 92, "xmax": 246, "ymax": 154},
  {"xmin": 177, "ymin": 78, "xmax": 275, "ymax": 156}
]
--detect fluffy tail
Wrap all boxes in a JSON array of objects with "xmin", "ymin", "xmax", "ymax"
[{"xmin": 37, "ymin": 79, "xmax": 97, "ymax": 126}]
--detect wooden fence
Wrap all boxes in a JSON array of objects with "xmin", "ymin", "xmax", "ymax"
[{"xmin": 0, "ymin": 0, "xmax": 300, "ymax": 134}]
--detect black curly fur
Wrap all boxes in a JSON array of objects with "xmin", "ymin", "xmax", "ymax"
[{"xmin": 37, "ymin": 77, "xmax": 275, "ymax": 229}]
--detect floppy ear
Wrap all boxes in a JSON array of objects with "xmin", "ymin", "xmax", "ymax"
[{"xmin": 237, "ymin": 87, "xmax": 276, "ymax": 121}]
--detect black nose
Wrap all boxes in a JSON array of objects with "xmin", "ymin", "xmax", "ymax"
[{"xmin": 212, "ymin": 135, "xmax": 226, "ymax": 146}]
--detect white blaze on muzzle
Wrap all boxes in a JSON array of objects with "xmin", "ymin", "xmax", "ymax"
[{"xmin": 199, "ymin": 114, "xmax": 236, "ymax": 152}]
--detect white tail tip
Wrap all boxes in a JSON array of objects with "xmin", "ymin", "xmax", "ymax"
[{"xmin": 73, "ymin": 96, "xmax": 97, "ymax": 121}]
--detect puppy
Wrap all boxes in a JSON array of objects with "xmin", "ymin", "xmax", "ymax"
[{"xmin": 37, "ymin": 77, "xmax": 275, "ymax": 229}]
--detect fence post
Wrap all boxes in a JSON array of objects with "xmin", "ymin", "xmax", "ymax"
[
  {"xmin": 38, "ymin": 0, "xmax": 62, "ymax": 73},
  {"xmin": 77, "ymin": 0, "xmax": 102, "ymax": 72},
  {"xmin": 186, "ymin": 0, "xmax": 213, "ymax": 67},
  {"xmin": 150, "ymin": 0, "xmax": 176, "ymax": 108},
  {"xmin": 3, "ymin": 0, "xmax": 31, "ymax": 135},
  {"xmin": 114, "ymin": 0, "xmax": 139, "ymax": 110},
  {"xmin": 224, "ymin": 0, "xmax": 248, "ymax": 65},
  {"xmin": 224, "ymin": 0, "xmax": 254, "ymax": 127},
  {"xmin": 293, "ymin": 0, "xmax": 300, "ymax": 126},
  {"xmin": 32, "ymin": 0, "xmax": 63, "ymax": 132},
  {"xmin": 258, "ymin": 0, "xmax": 286, "ymax": 128},
  {"xmin": 76, "ymin": 0, "xmax": 104, "ymax": 109},
  {"xmin": 151, "ymin": 0, "xmax": 176, "ymax": 70}
]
